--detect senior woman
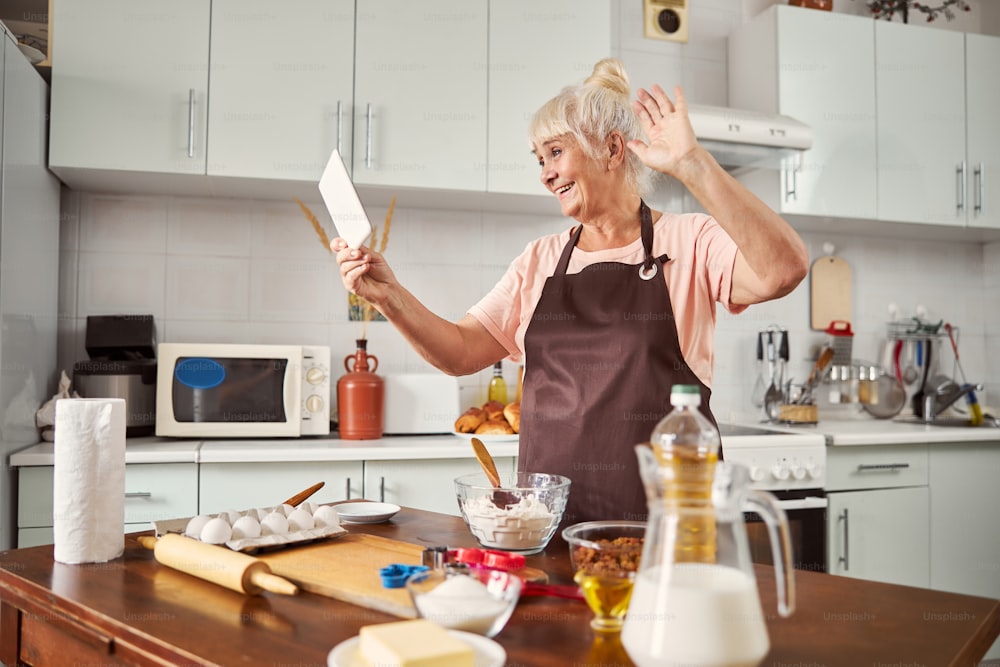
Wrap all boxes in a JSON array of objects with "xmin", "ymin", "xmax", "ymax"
[{"xmin": 333, "ymin": 58, "xmax": 808, "ymax": 524}]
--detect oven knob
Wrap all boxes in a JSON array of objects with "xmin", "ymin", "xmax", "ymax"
[
  {"xmin": 792, "ymin": 466, "xmax": 808, "ymax": 481},
  {"xmin": 749, "ymin": 466, "xmax": 765, "ymax": 482},
  {"xmin": 806, "ymin": 463, "xmax": 823, "ymax": 480},
  {"xmin": 305, "ymin": 394, "xmax": 324, "ymax": 414},
  {"xmin": 305, "ymin": 367, "xmax": 326, "ymax": 385},
  {"xmin": 771, "ymin": 464, "xmax": 790, "ymax": 481}
]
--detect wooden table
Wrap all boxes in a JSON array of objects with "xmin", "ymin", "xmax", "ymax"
[{"xmin": 1, "ymin": 507, "xmax": 998, "ymax": 666}]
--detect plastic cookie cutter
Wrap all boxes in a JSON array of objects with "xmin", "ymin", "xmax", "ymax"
[
  {"xmin": 448, "ymin": 547, "xmax": 526, "ymax": 572},
  {"xmin": 378, "ymin": 564, "xmax": 429, "ymax": 588}
]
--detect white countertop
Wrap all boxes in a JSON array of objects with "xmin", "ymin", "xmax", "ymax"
[{"xmin": 8, "ymin": 418, "xmax": 997, "ymax": 468}]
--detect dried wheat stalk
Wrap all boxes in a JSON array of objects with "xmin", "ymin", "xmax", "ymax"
[{"xmin": 293, "ymin": 197, "xmax": 332, "ymax": 254}]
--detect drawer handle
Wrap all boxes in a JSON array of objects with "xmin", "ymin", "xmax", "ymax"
[
  {"xmin": 187, "ymin": 88, "xmax": 196, "ymax": 159},
  {"xmin": 125, "ymin": 492, "xmax": 152, "ymax": 498},
  {"xmin": 345, "ymin": 477, "xmax": 351, "ymax": 500},
  {"xmin": 856, "ymin": 463, "xmax": 910, "ymax": 472},
  {"xmin": 379, "ymin": 476, "xmax": 385, "ymax": 503}
]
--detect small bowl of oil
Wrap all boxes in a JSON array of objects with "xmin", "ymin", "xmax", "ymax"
[{"xmin": 562, "ymin": 521, "xmax": 646, "ymax": 633}]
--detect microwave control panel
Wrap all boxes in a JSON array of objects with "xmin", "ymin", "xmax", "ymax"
[{"xmin": 301, "ymin": 345, "xmax": 332, "ymax": 435}]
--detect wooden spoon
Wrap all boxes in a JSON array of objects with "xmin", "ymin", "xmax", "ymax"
[
  {"xmin": 470, "ymin": 437, "xmax": 501, "ymax": 488},
  {"xmin": 282, "ymin": 481, "xmax": 325, "ymax": 507}
]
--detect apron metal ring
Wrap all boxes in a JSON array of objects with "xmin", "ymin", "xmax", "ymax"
[{"xmin": 638, "ymin": 262, "xmax": 658, "ymax": 281}]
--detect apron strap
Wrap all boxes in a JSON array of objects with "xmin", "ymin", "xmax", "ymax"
[
  {"xmin": 554, "ymin": 225, "xmax": 583, "ymax": 276},
  {"xmin": 555, "ymin": 202, "xmax": 670, "ymax": 279}
]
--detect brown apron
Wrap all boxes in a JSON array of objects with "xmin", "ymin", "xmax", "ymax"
[{"xmin": 519, "ymin": 201, "xmax": 718, "ymax": 526}]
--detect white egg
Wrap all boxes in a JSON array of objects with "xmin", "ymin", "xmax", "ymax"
[
  {"xmin": 280, "ymin": 503, "xmax": 296, "ymax": 517},
  {"xmin": 199, "ymin": 517, "xmax": 233, "ymax": 544},
  {"xmin": 313, "ymin": 505, "xmax": 340, "ymax": 528},
  {"xmin": 287, "ymin": 507, "xmax": 315, "ymax": 531},
  {"xmin": 184, "ymin": 514, "xmax": 213, "ymax": 538},
  {"xmin": 260, "ymin": 511, "xmax": 289, "ymax": 536},
  {"xmin": 231, "ymin": 515, "xmax": 262, "ymax": 540}
]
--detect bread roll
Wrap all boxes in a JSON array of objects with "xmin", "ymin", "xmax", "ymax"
[
  {"xmin": 475, "ymin": 418, "xmax": 515, "ymax": 435},
  {"xmin": 503, "ymin": 402, "xmax": 520, "ymax": 434},
  {"xmin": 482, "ymin": 400, "xmax": 505, "ymax": 421},
  {"xmin": 454, "ymin": 407, "xmax": 486, "ymax": 434}
]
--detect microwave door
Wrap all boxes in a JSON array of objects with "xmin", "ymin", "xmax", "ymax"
[{"xmin": 283, "ymin": 355, "xmax": 302, "ymax": 431}]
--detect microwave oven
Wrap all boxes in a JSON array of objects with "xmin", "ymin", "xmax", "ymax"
[{"xmin": 155, "ymin": 343, "xmax": 331, "ymax": 438}]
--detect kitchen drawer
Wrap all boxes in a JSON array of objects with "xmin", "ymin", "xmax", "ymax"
[
  {"xmin": 17, "ymin": 463, "xmax": 199, "ymax": 529},
  {"xmin": 825, "ymin": 444, "xmax": 929, "ymax": 491}
]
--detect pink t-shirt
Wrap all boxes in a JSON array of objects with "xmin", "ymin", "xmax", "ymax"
[{"xmin": 468, "ymin": 211, "xmax": 745, "ymax": 389}]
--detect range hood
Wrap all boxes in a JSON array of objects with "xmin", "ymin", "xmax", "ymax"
[{"xmin": 686, "ymin": 104, "xmax": 813, "ymax": 170}]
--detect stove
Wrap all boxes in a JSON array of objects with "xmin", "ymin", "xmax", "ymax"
[{"xmin": 718, "ymin": 423, "xmax": 829, "ymax": 573}]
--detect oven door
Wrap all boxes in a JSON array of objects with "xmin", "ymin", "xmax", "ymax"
[{"xmin": 745, "ymin": 489, "xmax": 827, "ymax": 573}]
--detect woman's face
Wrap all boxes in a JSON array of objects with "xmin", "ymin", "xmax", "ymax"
[{"xmin": 534, "ymin": 135, "xmax": 608, "ymax": 220}]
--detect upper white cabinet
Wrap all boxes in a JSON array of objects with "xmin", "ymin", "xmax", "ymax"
[
  {"xmin": 352, "ymin": 0, "xmax": 488, "ymax": 191},
  {"xmin": 207, "ymin": 0, "xmax": 355, "ymax": 182},
  {"xmin": 487, "ymin": 0, "xmax": 613, "ymax": 195},
  {"xmin": 48, "ymin": 0, "xmax": 354, "ymax": 194},
  {"xmin": 729, "ymin": 6, "xmax": 877, "ymax": 220},
  {"xmin": 875, "ymin": 21, "xmax": 966, "ymax": 226},
  {"xmin": 965, "ymin": 33, "xmax": 1000, "ymax": 230},
  {"xmin": 48, "ymin": 0, "xmax": 211, "ymax": 183}
]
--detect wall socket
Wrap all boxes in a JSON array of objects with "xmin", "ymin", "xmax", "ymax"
[{"xmin": 643, "ymin": 0, "xmax": 689, "ymax": 43}]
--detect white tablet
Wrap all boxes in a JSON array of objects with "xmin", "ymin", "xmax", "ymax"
[{"xmin": 318, "ymin": 149, "xmax": 373, "ymax": 250}]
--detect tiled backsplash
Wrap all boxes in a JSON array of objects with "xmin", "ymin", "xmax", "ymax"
[{"xmin": 57, "ymin": 188, "xmax": 998, "ymax": 423}]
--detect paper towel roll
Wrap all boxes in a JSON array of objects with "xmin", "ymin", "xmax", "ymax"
[{"xmin": 53, "ymin": 397, "xmax": 127, "ymax": 564}]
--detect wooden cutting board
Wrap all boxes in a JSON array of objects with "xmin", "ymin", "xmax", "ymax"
[
  {"xmin": 258, "ymin": 533, "xmax": 548, "ymax": 618},
  {"xmin": 810, "ymin": 255, "xmax": 852, "ymax": 330}
]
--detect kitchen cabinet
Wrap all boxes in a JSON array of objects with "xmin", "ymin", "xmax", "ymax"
[
  {"xmin": 351, "ymin": 0, "xmax": 487, "ymax": 191},
  {"xmin": 929, "ymin": 442, "xmax": 1000, "ymax": 660},
  {"xmin": 48, "ymin": 0, "xmax": 211, "ymax": 186},
  {"xmin": 48, "ymin": 0, "xmax": 354, "ymax": 193},
  {"xmin": 16, "ymin": 463, "xmax": 199, "ymax": 548},
  {"xmin": 729, "ymin": 5, "xmax": 878, "ymax": 220},
  {"xmin": 487, "ymin": 0, "xmax": 613, "ymax": 195},
  {"xmin": 363, "ymin": 456, "xmax": 516, "ymax": 516},
  {"xmin": 199, "ymin": 461, "xmax": 364, "ymax": 514},
  {"xmin": 965, "ymin": 33, "xmax": 1000, "ymax": 230},
  {"xmin": 875, "ymin": 21, "xmax": 966, "ymax": 226},
  {"xmin": 824, "ymin": 444, "xmax": 929, "ymax": 588}
]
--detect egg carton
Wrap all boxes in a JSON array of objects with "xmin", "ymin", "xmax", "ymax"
[{"xmin": 152, "ymin": 501, "xmax": 348, "ymax": 554}]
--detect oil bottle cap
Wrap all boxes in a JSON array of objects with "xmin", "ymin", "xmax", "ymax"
[{"xmin": 670, "ymin": 384, "xmax": 701, "ymax": 407}]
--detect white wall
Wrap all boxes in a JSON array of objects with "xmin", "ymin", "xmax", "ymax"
[{"xmin": 56, "ymin": 0, "xmax": 998, "ymax": 423}]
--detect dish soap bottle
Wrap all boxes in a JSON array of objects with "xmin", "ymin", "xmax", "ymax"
[{"xmin": 488, "ymin": 362, "xmax": 507, "ymax": 403}]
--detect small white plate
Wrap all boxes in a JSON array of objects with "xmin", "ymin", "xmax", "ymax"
[
  {"xmin": 334, "ymin": 502, "xmax": 401, "ymax": 524},
  {"xmin": 327, "ymin": 629, "xmax": 505, "ymax": 667},
  {"xmin": 452, "ymin": 431, "xmax": 519, "ymax": 444}
]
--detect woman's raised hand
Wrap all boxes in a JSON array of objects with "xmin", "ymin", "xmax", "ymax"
[{"xmin": 626, "ymin": 84, "xmax": 703, "ymax": 178}]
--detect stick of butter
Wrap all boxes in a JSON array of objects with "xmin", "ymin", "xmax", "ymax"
[{"xmin": 359, "ymin": 619, "xmax": 475, "ymax": 667}]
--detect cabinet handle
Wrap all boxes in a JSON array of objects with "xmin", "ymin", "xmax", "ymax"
[
  {"xmin": 345, "ymin": 477, "xmax": 351, "ymax": 500},
  {"xmin": 336, "ymin": 100, "xmax": 344, "ymax": 156},
  {"xmin": 365, "ymin": 103, "xmax": 373, "ymax": 169},
  {"xmin": 838, "ymin": 508, "xmax": 849, "ymax": 572},
  {"xmin": 379, "ymin": 476, "xmax": 385, "ymax": 503},
  {"xmin": 957, "ymin": 161, "xmax": 967, "ymax": 213},
  {"xmin": 187, "ymin": 88, "xmax": 196, "ymax": 159},
  {"xmin": 974, "ymin": 163, "xmax": 984, "ymax": 215},
  {"xmin": 856, "ymin": 463, "xmax": 910, "ymax": 472},
  {"xmin": 125, "ymin": 492, "xmax": 152, "ymax": 498},
  {"xmin": 784, "ymin": 167, "xmax": 797, "ymax": 202}
]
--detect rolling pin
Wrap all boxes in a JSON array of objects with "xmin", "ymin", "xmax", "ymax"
[{"xmin": 138, "ymin": 534, "xmax": 298, "ymax": 596}]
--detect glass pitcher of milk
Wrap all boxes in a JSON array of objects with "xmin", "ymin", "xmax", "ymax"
[{"xmin": 622, "ymin": 449, "xmax": 796, "ymax": 667}]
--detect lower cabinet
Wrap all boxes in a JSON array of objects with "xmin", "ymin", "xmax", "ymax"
[
  {"xmin": 16, "ymin": 463, "xmax": 199, "ymax": 548},
  {"xmin": 826, "ymin": 486, "xmax": 930, "ymax": 588},
  {"xmin": 929, "ymin": 442, "xmax": 1000, "ymax": 661},
  {"xmin": 824, "ymin": 444, "xmax": 930, "ymax": 589},
  {"xmin": 199, "ymin": 461, "xmax": 364, "ymax": 515}
]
